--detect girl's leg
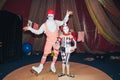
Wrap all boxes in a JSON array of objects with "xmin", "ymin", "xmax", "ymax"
[
  {"xmin": 65, "ymin": 53, "xmax": 70, "ymax": 75},
  {"xmin": 66, "ymin": 53, "xmax": 74, "ymax": 78},
  {"xmin": 58, "ymin": 52, "xmax": 66, "ymax": 77}
]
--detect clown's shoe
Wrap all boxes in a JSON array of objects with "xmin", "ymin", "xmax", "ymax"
[
  {"xmin": 32, "ymin": 64, "xmax": 43, "ymax": 74},
  {"xmin": 50, "ymin": 63, "xmax": 56, "ymax": 73}
]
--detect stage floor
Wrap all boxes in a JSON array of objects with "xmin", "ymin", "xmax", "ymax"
[{"xmin": 3, "ymin": 61, "xmax": 112, "ymax": 80}]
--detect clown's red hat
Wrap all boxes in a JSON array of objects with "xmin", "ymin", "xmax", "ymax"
[{"xmin": 47, "ymin": 9, "xmax": 55, "ymax": 15}]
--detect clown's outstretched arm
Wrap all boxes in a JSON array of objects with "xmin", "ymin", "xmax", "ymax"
[
  {"xmin": 23, "ymin": 23, "xmax": 45, "ymax": 35},
  {"xmin": 56, "ymin": 10, "xmax": 73, "ymax": 26}
]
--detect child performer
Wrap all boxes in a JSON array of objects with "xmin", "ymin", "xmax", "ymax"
[{"xmin": 54, "ymin": 23, "xmax": 77, "ymax": 78}]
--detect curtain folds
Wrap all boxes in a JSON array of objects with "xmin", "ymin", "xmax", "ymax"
[
  {"xmin": 98, "ymin": 0, "xmax": 120, "ymax": 19},
  {"xmin": 0, "ymin": 0, "xmax": 6, "ymax": 9},
  {"xmin": 60, "ymin": 0, "xmax": 81, "ymax": 32},
  {"xmin": 6, "ymin": 0, "xmax": 118, "ymax": 53},
  {"xmin": 98, "ymin": 0, "xmax": 120, "ymax": 30},
  {"xmin": 85, "ymin": 0, "xmax": 120, "ymax": 45}
]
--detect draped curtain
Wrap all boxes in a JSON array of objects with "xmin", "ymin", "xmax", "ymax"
[
  {"xmin": 2, "ymin": 0, "xmax": 120, "ymax": 53},
  {"xmin": 61, "ymin": 0, "xmax": 81, "ymax": 31},
  {"xmin": 22, "ymin": 0, "xmax": 120, "ymax": 53},
  {"xmin": 85, "ymin": 0, "xmax": 120, "ymax": 45},
  {"xmin": 0, "ymin": 0, "xmax": 6, "ymax": 9},
  {"xmin": 85, "ymin": 0, "xmax": 120, "ymax": 53}
]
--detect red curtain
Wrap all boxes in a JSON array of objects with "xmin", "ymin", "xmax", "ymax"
[{"xmin": 2, "ymin": 0, "xmax": 120, "ymax": 53}]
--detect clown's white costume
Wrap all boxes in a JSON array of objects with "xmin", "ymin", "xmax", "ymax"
[
  {"xmin": 23, "ymin": 9, "xmax": 72, "ymax": 74},
  {"xmin": 55, "ymin": 23, "xmax": 77, "ymax": 78}
]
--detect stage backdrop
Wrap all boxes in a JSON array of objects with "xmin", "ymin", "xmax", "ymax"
[{"xmin": 1, "ymin": 0, "xmax": 120, "ymax": 54}]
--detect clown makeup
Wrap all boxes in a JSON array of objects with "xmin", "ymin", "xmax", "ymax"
[
  {"xmin": 63, "ymin": 25, "xmax": 69, "ymax": 34},
  {"xmin": 48, "ymin": 14, "xmax": 54, "ymax": 20}
]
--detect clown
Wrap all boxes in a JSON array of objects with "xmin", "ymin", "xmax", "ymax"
[
  {"xmin": 23, "ymin": 9, "xmax": 73, "ymax": 75},
  {"xmin": 55, "ymin": 23, "xmax": 77, "ymax": 78}
]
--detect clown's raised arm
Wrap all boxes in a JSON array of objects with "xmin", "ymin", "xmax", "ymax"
[{"xmin": 55, "ymin": 10, "xmax": 73, "ymax": 27}]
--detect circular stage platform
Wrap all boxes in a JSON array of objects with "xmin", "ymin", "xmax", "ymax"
[{"xmin": 3, "ymin": 61, "xmax": 112, "ymax": 80}]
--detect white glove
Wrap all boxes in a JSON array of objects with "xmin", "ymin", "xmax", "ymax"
[{"xmin": 27, "ymin": 20, "xmax": 33, "ymax": 27}]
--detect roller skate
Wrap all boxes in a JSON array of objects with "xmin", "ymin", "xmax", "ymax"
[
  {"xmin": 31, "ymin": 64, "xmax": 43, "ymax": 76},
  {"xmin": 50, "ymin": 63, "xmax": 56, "ymax": 73}
]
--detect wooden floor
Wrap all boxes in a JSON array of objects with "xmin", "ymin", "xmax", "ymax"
[{"xmin": 3, "ymin": 61, "xmax": 112, "ymax": 80}]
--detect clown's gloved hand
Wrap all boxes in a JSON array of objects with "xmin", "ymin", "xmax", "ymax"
[
  {"xmin": 66, "ymin": 10, "xmax": 73, "ymax": 16},
  {"xmin": 23, "ymin": 20, "xmax": 32, "ymax": 31},
  {"xmin": 27, "ymin": 20, "xmax": 33, "ymax": 27},
  {"xmin": 70, "ymin": 46, "xmax": 76, "ymax": 53}
]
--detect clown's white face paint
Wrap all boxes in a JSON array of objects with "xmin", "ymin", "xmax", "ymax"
[
  {"xmin": 46, "ymin": 14, "xmax": 56, "ymax": 32},
  {"xmin": 63, "ymin": 25, "xmax": 69, "ymax": 34},
  {"xmin": 47, "ymin": 14, "xmax": 54, "ymax": 21}
]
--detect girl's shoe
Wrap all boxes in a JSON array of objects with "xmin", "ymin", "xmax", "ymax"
[
  {"xmin": 58, "ymin": 73, "xmax": 65, "ymax": 77},
  {"xmin": 67, "ymin": 74, "xmax": 75, "ymax": 78}
]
